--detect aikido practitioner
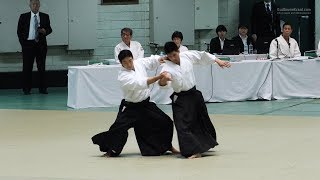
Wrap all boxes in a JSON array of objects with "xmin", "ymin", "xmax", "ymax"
[
  {"xmin": 92, "ymin": 50, "xmax": 178, "ymax": 157},
  {"xmin": 158, "ymin": 42, "xmax": 231, "ymax": 159}
]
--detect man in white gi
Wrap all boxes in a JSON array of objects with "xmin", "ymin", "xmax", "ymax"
[
  {"xmin": 158, "ymin": 41, "xmax": 231, "ymax": 159},
  {"xmin": 269, "ymin": 22, "xmax": 301, "ymax": 59},
  {"xmin": 92, "ymin": 50, "xmax": 178, "ymax": 157},
  {"xmin": 114, "ymin": 27, "xmax": 144, "ymax": 63},
  {"xmin": 171, "ymin": 31, "xmax": 188, "ymax": 52}
]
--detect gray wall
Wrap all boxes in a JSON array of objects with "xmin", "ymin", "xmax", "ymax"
[{"xmin": 1, "ymin": 0, "xmax": 319, "ymax": 72}]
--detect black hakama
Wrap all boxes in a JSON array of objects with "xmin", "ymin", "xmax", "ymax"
[
  {"xmin": 170, "ymin": 86, "xmax": 218, "ymax": 157},
  {"xmin": 92, "ymin": 97, "xmax": 174, "ymax": 156}
]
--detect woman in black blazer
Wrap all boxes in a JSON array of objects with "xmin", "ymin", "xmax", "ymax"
[{"xmin": 209, "ymin": 25, "xmax": 229, "ymax": 54}]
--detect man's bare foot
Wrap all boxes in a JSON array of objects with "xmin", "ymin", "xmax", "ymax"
[
  {"xmin": 102, "ymin": 150, "xmax": 117, "ymax": 157},
  {"xmin": 188, "ymin": 153, "xmax": 202, "ymax": 159},
  {"xmin": 170, "ymin": 146, "xmax": 180, "ymax": 154},
  {"xmin": 102, "ymin": 152, "xmax": 111, "ymax": 157}
]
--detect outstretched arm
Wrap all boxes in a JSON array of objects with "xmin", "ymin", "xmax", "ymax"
[
  {"xmin": 215, "ymin": 58, "xmax": 231, "ymax": 68},
  {"xmin": 184, "ymin": 50, "xmax": 231, "ymax": 68}
]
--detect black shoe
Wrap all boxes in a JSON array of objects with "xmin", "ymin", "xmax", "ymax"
[{"xmin": 39, "ymin": 89, "xmax": 48, "ymax": 94}]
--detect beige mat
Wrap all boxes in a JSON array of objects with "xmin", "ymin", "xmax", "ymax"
[{"xmin": 1, "ymin": 109, "xmax": 320, "ymax": 180}]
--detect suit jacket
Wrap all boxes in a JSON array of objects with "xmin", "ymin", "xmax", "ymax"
[
  {"xmin": 251, "ymin": 1, "xmax": 280, "ymax": 38},
  {"xmin": 232, "ymin": 35, "xmax": 255, "ymax": 53},
  {"xmin": 209, "ymin": 37, "xmax": 230, "ymax": 54},
  {"xmin": 17, "ymin": 12, "xmax": 52, "ymax": 47}
]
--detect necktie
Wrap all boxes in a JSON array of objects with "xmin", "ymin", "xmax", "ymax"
[
  {"xmin": 34, "ymin": 15, "xmax": 39, "ymax": 41},
  {"xmin": 266, "ymin": 3, "xmax": 274, "ymax": 32},
  {"xmin": 266, "ymin": 4, "xmax": 271, "ymax": 14}
]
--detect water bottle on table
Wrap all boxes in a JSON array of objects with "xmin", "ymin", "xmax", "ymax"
[
  {"xmin": 249, "ymin": 43, "xmax": 253, "ymax": 54},
  {"xmin": 244, "ymin": 44, "xmax": 248, "ymax": 54}
]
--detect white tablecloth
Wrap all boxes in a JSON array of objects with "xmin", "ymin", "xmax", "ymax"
[
  {"xmin": 272, "ymin": 59, "xmax": 320, "ymax": 99},
  {"xmin": 67, "ymin": 65, "xmax": 123, "ymax": 108},
  {"xmin": 67, "ymin": 60, "xmax": 273, "ymax": 109},
  {"xmin": 210, "ymin": 60, "xmax": 272, "ymax": 102}
]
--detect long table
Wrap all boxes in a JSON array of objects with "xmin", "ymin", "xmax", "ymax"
[
  {"xmin": 67, "ymin": 60, "xmax": 272, "ymax": 109},
  {"xmin": 209, "ymin": 60, "xmax": 272, "ymax": 102},
  {"xmin": 67, "ymin": 58, "xmax": 320, "ymax": 109},
  {"xmin": 272, "ymin": 59, "xmax": 320, "ymax": 99}
]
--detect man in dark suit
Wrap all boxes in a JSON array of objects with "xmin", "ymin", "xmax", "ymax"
[
  {"xmin": 17, "ymin": 0, "xmax": 52, "ymax": 95},
  {"xmin": 209, "ymin": 25, "xmax": 229, "ymax": 54},
  {"xmin": 232, "ymin": 24, "xmax": 255, "ymax": 53},
  {"xmin": 251, "ymin": 0, "xmax": 280, "ymax": 42}
]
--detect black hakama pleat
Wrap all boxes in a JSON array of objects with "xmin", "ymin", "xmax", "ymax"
[
  {"xmin": 170, "ymin": 87, "xmax": 218, "ymax": 157},
  {"xmin": 92, "ymin": 98, "xmax": 174, "ymax": 156}
]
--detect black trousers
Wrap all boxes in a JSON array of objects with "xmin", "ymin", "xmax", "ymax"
[
  {"xmin": 22, "ymin": 40, "xmax": 48, "ymax": 92},
  {"xmin": 170, "ymin": 87, "xmax": 218, "ymax": 157},
  {"xmin": 92, "ymin": 98, "xmax": 174, "ymax": 156}
]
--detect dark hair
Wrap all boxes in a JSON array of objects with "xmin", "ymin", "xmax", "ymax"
[
  {"xmin": 216, "ymin": 25, "xmax": 227, "ymax": 34},
  {"xmin": 118, "ymin": 50, "xmax": 133, "ymax": 63},
  {"xmin": 171, "ymin": 31, "xmax": 183, "ymax": 41},
  {"xmin": 282, "ymin": 22, "xmax": 292, "ymax": 29},
  {"xmin": 238, "ymin": 24, "xmax": 248, "ymax": 29},
  {"xmin": 121, "ymin": 27, "xmax": 133, "ymax": 36},
  {"xmin": 164, "ymin": 41, "xmax": 179, "ymax": 54}
]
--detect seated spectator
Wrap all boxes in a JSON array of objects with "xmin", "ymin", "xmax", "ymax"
[
  {"xmin": 114, "ymin": 27, "xmax": 144, "ymax": 63},
  {"xmin": 171, "ymin": 31, "xmax": 188, "ymax": 52},
  {"xmin": 209, "ymin": 25, "xmax": 229, "ymax": 54},
  {"xmin": 269, "ymin": 22, "xmax": 301, "ymax": 59},
  {"xmin": 232, "ymin": 24, "xmax": 255, "ymax": 53}
]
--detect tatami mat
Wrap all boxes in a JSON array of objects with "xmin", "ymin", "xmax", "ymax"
[{"xmin": 1, "ymin": 109, "xmax": 320, "ymax": 180}]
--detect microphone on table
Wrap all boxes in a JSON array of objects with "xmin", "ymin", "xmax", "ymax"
[
  {"xmin": 204, "ymin": 41, "xmax": 210, "ymax": 52},
  {"xmin": 288, "ymin": 42, "xmax": 292, "ymax": 58},
  {"xmin": 149, "ymin": 42, "xmax": 159, "ymax": 46},
  {"xmin": 275, "ymin": 38, "xmax": 280, "ymax": 59}
]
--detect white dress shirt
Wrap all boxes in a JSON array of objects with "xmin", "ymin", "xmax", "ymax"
[
  {"xmin": 219, "ymin": 38, "xmax": 225, "ymax": 50},
  {"xmin": 118, "ymin": 55, "xmax": 161, "ymax": 103},
  {"xmin": 240, "ymin": 35, "xmax": 248, "ymax": 46},
  {"xmin": 28, "ymin": 12, "xmax": 40, "ymax": 40},
  {"xmin": 160, "ymin": 51, "xmax": 216, "ymax": 93},
  {"xmin": 264, "ymin": 2, "xmax": 272, "ymax": 11},
  {"xmin": 179, "ymin": 45, "xmax": 188, "ymax": 52},
  {"xmin": 114, "ymin": 41, "xmax": 144, "ymax": 63},
  {"xmin": 269, "ymin": 35, "xmax": 301, "ymax": 59}
]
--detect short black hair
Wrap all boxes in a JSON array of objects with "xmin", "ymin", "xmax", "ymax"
[
  {"xmin": 282, "ymin": 22, "xmax": 292, "ymax": 29},
  {"xmin": 171, "ymin": 31, "xmax": 183, "ymax": 41},
  {"xmin": 118, "ymin": 50, "xmax": 133, "ymax": 63},
  {"xmin": 238, "ymin": 24, "xmax": 248, "ymax": 29},
  {"xmin": 164, "ymin": 41, "xmax": 179, "ymax": 54},
  {"xmin": 216, "ymin": 25, "xmax": 227, "ymax": 34},
  {"xmin": 121, "ymin": 27, "xmax": 133, "ymax": 36}
]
